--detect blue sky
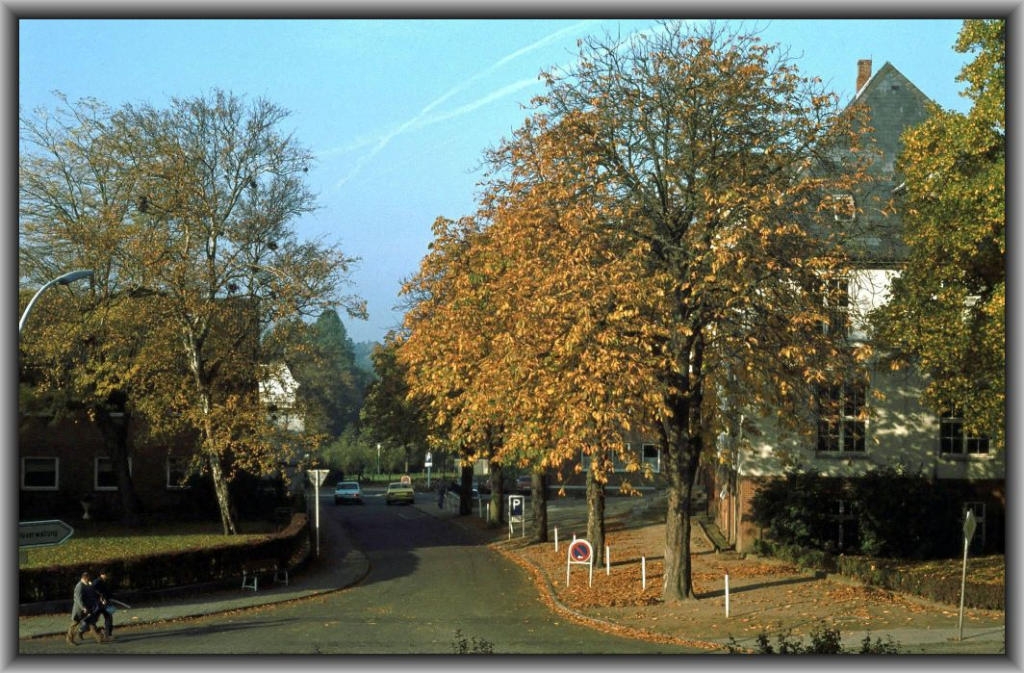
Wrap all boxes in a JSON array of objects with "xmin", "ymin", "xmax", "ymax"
[{"xmin": 19, "ymin": 18, "xmax": 975, "ymax": 344}]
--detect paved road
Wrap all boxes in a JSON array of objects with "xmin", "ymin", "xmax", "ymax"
[{"xmin": 18, "ymin": 491, "xmax": 705, "ymax": 655}]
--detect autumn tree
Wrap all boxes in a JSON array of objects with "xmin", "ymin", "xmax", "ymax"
[
  {"xmin": 871, "ymin": 19, "xmax": 1005, "ymax": 448},
  {"xmin": 471, "ymin": 114, "xmax": 660, "ymax": 558},
  {"xmin": 398, "ymin": 216, "xmax": 509, "ymax": 517},
  {"xmin": 20, "ymin": 94, "xmax": 153, "ymax": 525},
  {"xmin": 472, "ymin": 21, "xmax": 869, "ymax": 602},
  {"xmin": 19, "ymin": 90, "xmax": 363, "ymax": 534}
]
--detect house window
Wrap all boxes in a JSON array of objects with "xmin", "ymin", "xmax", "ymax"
[
  {"xmin": 817, "ymin": 277, "xmax": 850, "ymax": 338},
  {"xmin": 817, "ymin": 380, "xmax": 866, "ymax": 453},
  {"xmin": 21, "ymin": 457, "xmax": 58, "ymax": 491},
  {"xmin": 94, "ymin": 457, "xmax": 132, "ymax": 491},
  {"xmin": 642, "ymin": 444, "xmax": 661, "ymax": 473},
  {"xmin": 581, "ymin": 444, "xmax": 655, "ymax": 473},
  {"xmin": 832, "ymin": 193, "xmax": 856, "ymax": 221},
  {"xmin": 940, "ymin": 411, "xmax": 990, "ymax": 456},
  {"xmin": 166, "ymin": 456, "xmax": 191, "ymax": 489},
  {"xmin": 835, "ymin": 499, "xmax": 859, "ymax": 552}
]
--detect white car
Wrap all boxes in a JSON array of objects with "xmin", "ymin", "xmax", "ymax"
[{"xmin": 333, "ymin": 481, "xmax": 363, "ymax": 505}]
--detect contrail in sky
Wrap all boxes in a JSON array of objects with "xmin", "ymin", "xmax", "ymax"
[{"xmin": 332, "ymin": 19, "xmax": 603, "ymax": 190}]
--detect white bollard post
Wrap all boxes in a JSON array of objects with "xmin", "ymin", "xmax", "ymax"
[
  {"xmin": 606, "ymin": 546, "xmax": 610, "ymax": 575},
  {"xmin": 554, "ymin": 527, "xmax": 559, "ymax": 552},
  {"xmin": 642, "ymin": 556, "xmax": 647, "ymax": 590},
  {"xmin": 725, "ymin": 573, "xmax": 730, "ymax": 618}
]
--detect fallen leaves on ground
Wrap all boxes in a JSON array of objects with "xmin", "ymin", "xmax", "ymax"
[{"xmin": 488, "ymin": 519, "xmax": 1004, "ymax": 647}]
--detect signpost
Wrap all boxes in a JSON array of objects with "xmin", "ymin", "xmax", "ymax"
[
  {"xmin": 308, "ymin": 469, "xmax": 330, "ymax": 558},
  {"xmin": 566, "ymin": 538, "xmax": 594, "ymax": 587},
  {"xmin": 508, "ymin": 495, "xmax": 525, "ymax": 540},
  {"xmin": 18, "ymin": 519, "xmax": 74, "ymax": 548},
  {"xmin": 958, "ymin": 509, "xmax": 978, "ymax": 641},
  {"xmin": 425, "ymin": 452, "xmax": 432, "ymax": 488}
]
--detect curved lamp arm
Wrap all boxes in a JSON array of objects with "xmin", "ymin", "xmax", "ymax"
[{"xmin": 18, "ymin": 269, "xmax": 93, "ymax": 335}]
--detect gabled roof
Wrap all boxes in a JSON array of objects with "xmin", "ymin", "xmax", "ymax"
[
  {"xmin": 849, "ymin": 61, "xmax": 934, "ymax": 173},
  {"xmin": 838, "ymin": 61, "xmax": 936, "ymax": 265}
]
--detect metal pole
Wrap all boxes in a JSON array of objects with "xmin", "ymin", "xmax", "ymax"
[
  {"xmin": 725, "ymin": 573, "xmax": 731, "ymax": 618},
  {"xmin": 19, "ymin": 270, "xmax": 93, "ymax": 335},
  {"xmin": 958, "ymin": 536, "xmax": 968, "ymax": 640},
  {"xmin": 958, "ymin": 509, "xmax": 977, "ymax": 641},
  {"xmin": 315, "ymin": 477, "xmax": 321, "ymax": 558}
]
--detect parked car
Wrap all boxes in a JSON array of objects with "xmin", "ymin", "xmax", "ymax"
[
  {"xmin": 385, "ymin": 481, "xmax": 415, "ymax": 506},
  {"xmin": 516, "ymin": 474, "xmax": 532, "ymax": 494},
  {"xmin": 334, "ymin": 481, "xmax": 363, "ymax": 505}
]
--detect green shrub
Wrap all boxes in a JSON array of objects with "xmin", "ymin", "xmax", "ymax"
[
  {"xmin": 750, "ymin": 468, "xmax": 995, "ymax": 560},
  {"xmin": 451, "ymin": 629, "xmax": 495, "ymax": 654},
  {"xmin": 19, "ymin": 514, "xmax": 310, "ymax": 603},
  {"xmin": 728, "ymin": 624, "xmax": 900, "ymax": 654}
]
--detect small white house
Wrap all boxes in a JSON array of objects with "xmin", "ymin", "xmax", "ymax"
[{"xmin": 259, "ymin": 362, "xmax": 304, "ymax": 433}]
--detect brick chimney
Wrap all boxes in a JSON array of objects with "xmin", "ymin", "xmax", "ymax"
[{"xmin": 857, "ymin": 59, "xmax": 872, "ymax": 92}]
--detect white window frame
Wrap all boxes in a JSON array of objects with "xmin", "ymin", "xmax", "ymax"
[
  {"xmin": 820, "ymin": 276, "xmax": 851, "ymax": 338},
  {"xmin": 166, "ymin": 456, "xmax": 191, "ymax": 490},
  {"xmin": 94, "ymin": 456, "xmax": 132, "ymax": 491},
  {"xmin": 816, "ymin": 380, "xmax": 867, "ymax": 453},
  {"xmin": 940, "ymin": 411, "xmax": 990, "ymax": 457},
  {"xmin": 832, "ymin": 193, "xmax": 856, "ymax": 222},
  {"xmin": 581, "ymin": 443, "xmax": 658, "ymax": 473},
  {"xmin": 21, "ymin": 457, "xmax": 59, "ymax": 491}
]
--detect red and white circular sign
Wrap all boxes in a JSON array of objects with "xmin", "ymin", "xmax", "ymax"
[{"xmin": 569, "ymin": 539, "xmax": 592, "ymax": 563}]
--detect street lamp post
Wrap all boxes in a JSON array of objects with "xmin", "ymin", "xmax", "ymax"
[{"xmin": 19, "ymin": 270, "xmax": 93, "ymax": 335}]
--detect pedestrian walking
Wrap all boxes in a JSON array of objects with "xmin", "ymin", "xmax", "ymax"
[
  {"xmin": 92, "ymin": 569, "xmax": 116, "ymax": 641},
  {"xmin": 66, "ymin": 571, "xmax": 105, "ymax": 645}
]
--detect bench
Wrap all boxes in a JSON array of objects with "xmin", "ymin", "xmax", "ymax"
[{"xmin": 241, "ymin": 558, "xmax": 289, "ymax": 591}]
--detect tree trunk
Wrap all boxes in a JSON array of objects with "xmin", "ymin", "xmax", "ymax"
[
  {"xmin": 459, "ymin": 463, "xmax": 474, "ymax": 516},
  {"xmin": 530, "ymin": 471, "xmax": 548, "ymax": 543},
  {"xmin": 487, "ymin": 462, "xmax": 504, "ymax": 527},
  {"xmin": 199, "ymin": 393, "xmax": 237, "ymax": 535},
  {"xmin": 208, "ymin": 451, "xmax": 237, "ymax": 535},
  {"xmin": 662, "ymin": 427, "xmax": 701, "ymax": 603},
  {"xmin": 586, "ymin": 464, "xmax": 606, "ymax": 566}
]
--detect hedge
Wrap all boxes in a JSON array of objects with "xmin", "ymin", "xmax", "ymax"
[{"xmin": 19, "ymin": 513, "xmax": 310, "ymax": 605}]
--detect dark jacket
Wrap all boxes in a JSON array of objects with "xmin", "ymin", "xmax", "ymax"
[{"xmin": 92, "ymin": 576, "xmax": 113, "ymax": 609}]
